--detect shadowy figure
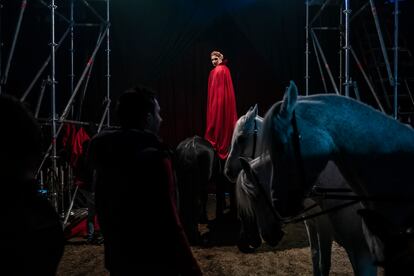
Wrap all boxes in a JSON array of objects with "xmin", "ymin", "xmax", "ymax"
[
  {"xmin": 0, "ymin": 95, "xmax": 65, "ymax": 275},
  {"xmin": 88, "ymin": 86, "xmax": 202, "ymax": 275}
]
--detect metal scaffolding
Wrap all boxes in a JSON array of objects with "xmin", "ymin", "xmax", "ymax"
[
  {"xmin": 0, "ymin": 0, "xmax": 111, "ymax": 221},
  {"xmin": 305, "ymin": 0, "xmax": 402, "ymax": 115}
]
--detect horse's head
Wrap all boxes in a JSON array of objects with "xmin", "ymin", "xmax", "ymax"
[
  {"xmin": 262, "ymin": 81, "xmax": 333, "ymax": 217},
  {"xmin": 225, "ymin": 104, "xmax": 263, "ymax": 182},
  {"xmin": 236, "ymin": 157, "xmax": 284, "ymax": 249}
]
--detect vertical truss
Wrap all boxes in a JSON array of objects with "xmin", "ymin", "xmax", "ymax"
[
  {"xmin": 304, "ymin": 0, "xmax": 405, "ymax": 115},
  {"xmin": 0, "ymin": 0, "xmax": 111, "ymax": 218}
]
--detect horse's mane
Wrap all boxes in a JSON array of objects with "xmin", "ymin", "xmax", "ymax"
[
  {"xmin": 235, "ymin": 156, "xmax": 269, "ymax": 221},
  {"xmin": 230, "ymin": 114, "xmax": 247, "ymax": 146},
  {"xmin": 175, "ymin": 136, "xmax": 202, "ymax": 171},
  {"xmin": 236, "ymin": 170, "xmax": 258, "ymax": 221},
  {"xmin": 261, "ymin": 94, "xmax": 414, "ymax": 161},
  {"xmin": 260, "ymin": 102, "xmax": 282, "ymax": 160}
]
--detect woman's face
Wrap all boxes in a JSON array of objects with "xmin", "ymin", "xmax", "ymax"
[{"xmin": 211, "ymin": 55, "xmax": 222, "ymax": 67}]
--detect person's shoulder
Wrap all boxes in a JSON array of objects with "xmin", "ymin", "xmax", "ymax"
[
  {"xmin": 140, "ymin": 135, "xmax": 171, "ymax": 159},
  {"xmin": 91, "ymin": 126, "xmax": 121, "ymax": 141},
  {"xmin": 215, "ymin": 64, "xmax": 230, "ymax": 73}
]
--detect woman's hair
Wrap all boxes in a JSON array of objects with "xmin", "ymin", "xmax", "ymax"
[{"xmin": 211, "ymin": 51, "xmax": 224, "ymax": 60}]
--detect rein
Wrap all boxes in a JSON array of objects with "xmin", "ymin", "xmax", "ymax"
[
  {"xmin": 247, "ymin": 165, "xmax": 361, "ymax": 225},
  {"xmin": 279, "ymin": 111, "xmax": 362, "ymax": 224},
  {"xmin": 283, "ymin": 199, "xmax": 360, "ymax": 224},
  {"xmin": 311, "ymin": 187, "xmax": 414, "ymax": 203},
  {"xmin": 282, "ymin": 186, "xmax": 414, "ymax": 225},
  {"xmin": 251, "ymin": 118, "xmax": 258, "ymax": 159}
]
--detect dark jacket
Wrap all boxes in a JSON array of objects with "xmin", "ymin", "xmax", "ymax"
[{"xmin": 88, "ymin": 128, "xmax": 202, "ymax": 275}]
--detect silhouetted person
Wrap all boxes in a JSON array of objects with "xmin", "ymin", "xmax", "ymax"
[
  {"xmin": 88, "ymin": 86, "xmax": 202, "ymax": 275},
  {"xmin": 0, "ymin": 95, "xmax": 64, "ymax": 275}
]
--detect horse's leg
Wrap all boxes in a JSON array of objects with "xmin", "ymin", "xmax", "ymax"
[
  {"xmin": 344, "ymin": 243, "xmax": 377, "ymax": 276},
  {"xmin": 331, "ymin": 208, "xmax": 377, "ymax": 276},
  {"xmin": 228, "ymin": 181, "xmax": 237, "ymax": 219},
  {"xmin": 215, "ymin": 158, "xmax": 227, "ymax": 220},
  {"xmin": 199, "ymin": 167, "xmax": 209, "ymax": 224},
  {"xmin": 215, "ymin": 172, "xmax": 226, "ymax": 220},
  {"xmin": 221, "ymin": 171, "xmax": 237, "ymax": 220},
  {"xmin": 304, "ymin": 215, "xmax": 333, "ymax": 276}
]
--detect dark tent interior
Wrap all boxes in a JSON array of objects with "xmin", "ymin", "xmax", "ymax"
[
  {"xmin": 2, "ymin": 0, "xmax": 412, "ymax": 146},
  {"xmin": 2, "ymin": 1, "xmax": 414, "ymax": 275}
]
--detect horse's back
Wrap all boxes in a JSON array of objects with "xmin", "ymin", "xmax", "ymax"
[{"xmin": 176, "ymin": 135, "xmax": 217, "ymax": 179}]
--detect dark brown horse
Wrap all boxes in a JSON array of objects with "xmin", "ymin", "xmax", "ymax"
[{"xmin": 175, "ymin": 136, "xmax": 219, "ymax": 244}]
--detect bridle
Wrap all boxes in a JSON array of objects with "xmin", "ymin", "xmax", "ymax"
[
  {"xmin": 290, "ymin": 110, "xmax": 307, "ymax": 192},
  {"xmin": 251, "ymin": 118, "xmax": 258, "ymax": 159}
]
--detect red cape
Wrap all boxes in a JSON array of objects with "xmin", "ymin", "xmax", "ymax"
[{"xmin": 204, "ymin": 63, "xmax": 238, "ymax": 160}]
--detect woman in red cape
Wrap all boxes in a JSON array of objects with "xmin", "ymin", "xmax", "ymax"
[{"xmin": 205, "ymin": 51, "xmax": 238, "ymax": 160}]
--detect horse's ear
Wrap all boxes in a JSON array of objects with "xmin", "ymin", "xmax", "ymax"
[
  {"xmin": 279, "ymin": 80, "xmax": 298, "ymax": 119},
  {"xmin": 245, "ymin": 106, "xmax": 253, "ymax": 117},
  {"xmin": 239, "ymin": 157, "xmax": 258, "ymax": 186},
  {"xmin": 252, "ymin": 104, "xmax": 258, "ymax": 117},
  {"xmin": 245, "ymin": 105, "xmax": 255, "ymax": 121}
]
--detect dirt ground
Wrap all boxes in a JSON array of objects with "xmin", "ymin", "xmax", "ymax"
[
  {"xmin": 57, "ymin": 194, "xmax": 362, "ymax": 275},
  {"xmin": 58, "ymin": 223, "xmax": 356, "ymax": 276}
]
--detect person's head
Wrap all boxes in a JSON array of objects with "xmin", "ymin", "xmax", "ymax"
[
  {"xmin": 0, "ymin": 95, "xmax": 42, "ymax": 181},
  {"xmin": 116, "ymin": 86, "xmax": 162, "ymax": 134},
  {"xmin": 211, "ymin": 51, "xmax": 224, "ymax": 67}
]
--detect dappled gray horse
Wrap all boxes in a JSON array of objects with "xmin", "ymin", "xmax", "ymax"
[
  {"xmin": 226, "ymin": 105, "xmax": 376, "ymax": 276},
  {"xmin": 260, "ymin": 81, "xmax": 414, "ymax": 274}
]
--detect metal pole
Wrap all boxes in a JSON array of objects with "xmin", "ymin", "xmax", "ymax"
[
  {"xmin": 305, "ymin": 1, "xmax": 309, "ymax": 95},
  {"xmin": 20, "ymin": 26, "xmax": 71, "ymax": 102},
  {"xmin": 60, "ymin": 26, "xmax": 108, "ymax": 120},
  {"xmin": 60, "ymin": 166, "xmax": 65, "ymax": 218},
  {"xmin": 34, "ymin": 78, "xmax": 49, "ymax": 118},
  {"xmin": 309, "ymin": 0, "xmax": 332, "ymax": 27},
  {"xmin": 70, "ymin": 0, "xmax": 75, "ymax": 113},
  {"xmin": 63, "ymin": 185, "xmax": 78, "ymax": 225},
  {"xmin": 0, "ymin": 0, "xmax": 3, "ymax": 94},
  {"xmin": 393, "ymin": 0, "xmax": 399, "ymax": 119},
  {"xmin": 350, "ymin": 47, "xmax": 385, "ymax": 112},
  {"xmin": 352, "ymin": 79, "xmax": 361, "ymax": 101},
  {"xmin": 344, "ymin": 0, "xmax": 351, "ymax": 97},
  {"xmin": 311, "ymin": 29, "xmax": 339, "ymax": 94},
  {"xmin": 106, "ymin": 0, "xmax": 111, "ymax": 126},
  {"xmin": 362, "ymin": 22, "xmax": 391, "ymax": 110},
  {"xmin": 350, "ymin": 1, "xmax": 369, "ymax": 22},
  {"xmin": 36, "ymin": 26, "xmax": 108, "ymax": 177},
  {"xmin": 77, "ymin": 25, "xmax": 104, "ymax": 120},
  {"xmin": 339, "ymin": 5, "xmax": 343, "ymax": 95},
  {"xmin": 50, "ymin": 0, "xmax": 58, "ymax": 212},
  {"xmin": 81, "ymin": 0, "xmax": 106, "ymax": 23},
  {"xmin": 78, "ymin": 59, "xmax": 95, "ymax": 120},
  {"xmin": 311, "ymin": 34, "xmax": 328, "ymax": 93},
  {"xmin": 98, "ymin": 99, "xmax": 111, "ymax": 133},
  {"xmin": 39, "ymin": 0, "xmax": 70, "ymax": 23},
  {"xmin": 369, "ymin": 0, "xmax": 393, "ymax": 87},
  {"xmin": 404, "ymin": 79, "xmax": 414, "ymax": 108},
  {"xmin": 1, "ymin": 0, "xmax": 27, "ymax": 92}
]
